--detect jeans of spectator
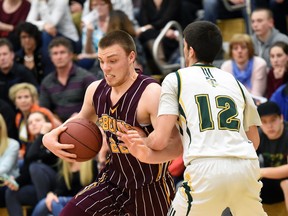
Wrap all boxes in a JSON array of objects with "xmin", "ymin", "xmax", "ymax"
[
  {"xmin": 52, "ymin": 196, "xmax": 73, "ymax": 216},
  {"xmin": 29, "ymin": 162, "xmax": 57, "ymax": 201},
  {"xmin": 5, "ymin": 184, "xmax": 38, "ymax": 216},
  {"xmin": 31, "ymin": 196, "xmax": 72, "ymax": 216},
  {"xmin": 41, "ymin": 31, "xmax": 82, "ymax": 75},
  {"xmin": 203, "ymin": 0, "xmax": 255, "ymax": 34}
]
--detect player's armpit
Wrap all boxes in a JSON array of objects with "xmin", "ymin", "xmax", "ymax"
[{"xmin": 245, "ymin": 125, "xmax": 260, "ymax": 150}]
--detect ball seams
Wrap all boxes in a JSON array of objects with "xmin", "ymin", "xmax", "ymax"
[{"xmin": 66, "ymin": 120, "xmax": 102, "ymax": 144}]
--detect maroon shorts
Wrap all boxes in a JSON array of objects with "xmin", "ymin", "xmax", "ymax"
[{"xmin": 60, "ymin": 173, "xmax": 175, "ymax": 216}]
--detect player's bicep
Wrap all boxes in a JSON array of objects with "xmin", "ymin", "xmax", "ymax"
[{"xmin": 139, "ymin": 83, "xmax": 161, "ymax": 127}]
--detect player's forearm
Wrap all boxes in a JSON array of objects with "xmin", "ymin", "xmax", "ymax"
[
  {"xmin": 246, "ymin": 126, "xmax": 260, "ymax": 150},
  {"xmin": 261, "ymin": 165, "xmax": 288, "ymax": 179},
  {"xmin": 136, "ymin": 141, "xmax": 182, "ymax": 164}
]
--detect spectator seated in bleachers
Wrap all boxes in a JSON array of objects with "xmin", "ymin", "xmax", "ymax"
[
  {"xmin": 39, "ymin": 37, "xmax": 98, "ymax": 123},
  {"xmin": 257, "ymin": 101, "xmax": 288, "ymax": 216},
  {"xmin": 0, "ymin": 114, "xmax": 19, "ymax": 208},
  {"xmin": 5, "ymin": 110, "xmax": 58, "ymax": 216},
  {"xmin": 265, "ymin": 41, "xmax": 288, "ymax": 99},
  {"xmin": 251, "ymin": 8, "xmax": 288, "ymax": 69},
  {"xmin": 14, "ymin": 22, "xmax": 46, "ymax": 85},
  {"xmin": 221, "ymin": 33, "xmax": 267, "ymax": 97}
]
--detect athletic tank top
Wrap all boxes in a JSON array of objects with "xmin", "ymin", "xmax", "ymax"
[{"xmin": 93, "ymin": 74, "xmax": 172, "ymax": 189}]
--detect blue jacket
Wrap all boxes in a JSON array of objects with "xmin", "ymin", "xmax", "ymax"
[{"xmin": 270, "ymin": 84, "xmax": 288, "ymax": 121}]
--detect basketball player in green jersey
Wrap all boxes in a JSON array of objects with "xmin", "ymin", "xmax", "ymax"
[{"xmin": 118, "ymin": 21, "xmax": 267, "ymax": 215}]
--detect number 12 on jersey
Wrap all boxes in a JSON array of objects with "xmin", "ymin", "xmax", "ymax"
[{"xmin": 195, "ymin": 94, "xmax": 240, "ymax": 132}]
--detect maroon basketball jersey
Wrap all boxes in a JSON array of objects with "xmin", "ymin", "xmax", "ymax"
[{"xmin": 93, "ymin": 74, "xmax": 172, "ymax": 189}]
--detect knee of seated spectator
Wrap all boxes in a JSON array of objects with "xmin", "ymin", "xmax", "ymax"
[{"xmin": 29, "ymin": 162, "xmax": 44, "ymax": 175}]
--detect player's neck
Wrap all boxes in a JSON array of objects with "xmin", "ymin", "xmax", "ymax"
[
  {"xmin": 110, "ymin": 70, "xmax": 138, "ymax": 103},
  {"xmin": 192, "ymin": 61, "xmax": 213, "ymax": 67}
]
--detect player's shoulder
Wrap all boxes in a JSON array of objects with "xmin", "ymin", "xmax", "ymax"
[{"xmin": 87, "ymin": 79, "xmax": 103, "ymax": 93}]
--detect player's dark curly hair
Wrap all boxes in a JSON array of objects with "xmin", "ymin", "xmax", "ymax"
[{"xmin": 183, "ymin": 21, "xmax": 222, "ymax": 63}]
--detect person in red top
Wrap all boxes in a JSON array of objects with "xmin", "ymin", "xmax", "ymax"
[
  {"xmin": 265, "ymin": 41, "xmax": 288, "ymax": 99},
  {"xmin": 0, "ymin": 0, "xmax": 30, "ymax": 48}
]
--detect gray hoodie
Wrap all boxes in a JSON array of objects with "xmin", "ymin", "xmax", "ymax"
[{"xmin": 251, "ymin": 28, "xmax": 288, "ymax": 68}]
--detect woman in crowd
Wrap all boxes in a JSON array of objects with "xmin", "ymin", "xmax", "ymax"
[
  {"xmin": 8, "ymin": 83, "xmax": 59, "ymax": 162},
  {"xmin": 15, "ymin": 22, "xmax": 45, "ymax": 84},
  {"xmin": 0, "ymin": 114, "xmax": 19, "ymax": 207},
  {"xmin": 221, "ymin": 33, "xmax": 268, "ymax": 96},
  {"xmin": 266, "ymin": 41, "xmax": 288, "ymax": 99}
]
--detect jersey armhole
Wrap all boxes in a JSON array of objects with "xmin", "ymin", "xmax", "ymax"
[
  {"xmin": 175, "ymin": 71, "xmax": 181, "ymax": 102},
  {"xmin": 236, "ymin": 79, "xmax": 246, "ymax": 107}
]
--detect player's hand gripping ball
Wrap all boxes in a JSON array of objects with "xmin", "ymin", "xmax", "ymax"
[{"xmin": 59, "ymin": 118, "xmax": 102, "ymax": 162}]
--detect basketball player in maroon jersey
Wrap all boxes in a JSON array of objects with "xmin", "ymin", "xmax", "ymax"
[{"xmin": 43, "ymin": 30, "xmax": 181, "ymax": 215}]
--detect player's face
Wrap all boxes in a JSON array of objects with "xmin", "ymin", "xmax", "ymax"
[
  {"xmin": 98, "ymin": 44, "xmax": 135, "ymax": 87},
  {"xmin": 260, "ymin": 114, "xmax": 284, "ymax": 140},
  {"xmin": 50, "ymin": 45, "xmax": 73, "ymax": 69},
  {"xmin": 231, "ymin": 43, "xmax": 249, "ymax": 64},
  {"xmin": 27, "ymin": 112, "xmax": 47, "ymax": 136},
  {"xmin": 251, "ymin": 11, "xmax": 273, "ymax": 37},
  {"xmin": 270, "ymin": 46, "xmax": 288, "ymax": 70},
  {"xmin": 0, "ymin": 45, "xmax": 14, "ymax": 73},
  {"xmin": 14, "ymin": 89, "xmax": 34, "ymax": 113}
]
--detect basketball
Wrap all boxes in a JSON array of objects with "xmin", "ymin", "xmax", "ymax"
[{"xmin": 59, "ymin": 118, "xmax": 102, "ymax": 162}]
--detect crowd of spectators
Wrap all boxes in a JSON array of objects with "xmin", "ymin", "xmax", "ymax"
[{"xmin": 0, "ymin": 0, "xmax": 288, "ymax": 215}]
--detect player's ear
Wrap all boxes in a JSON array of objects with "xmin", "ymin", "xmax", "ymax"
[
  {"xmin": 128, "ymin": 51, "xmax": 136, "ymax": 63},
  {"xmin": 189, "ymin": 46, "xmax": 195, "ymax": 58}
]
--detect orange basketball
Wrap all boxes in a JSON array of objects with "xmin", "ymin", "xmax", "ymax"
[{"xmin": 59, "ymin": 118, "xmax": 102, "ymax": 162}]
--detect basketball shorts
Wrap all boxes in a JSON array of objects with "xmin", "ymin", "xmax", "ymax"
[
  {"xmin": 60, "ymin": 172, "xmax": 175, "ymax": 216},
  {"xmin": 168, "ymin": 157, "xmax": 267, "ymax": 216}
]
